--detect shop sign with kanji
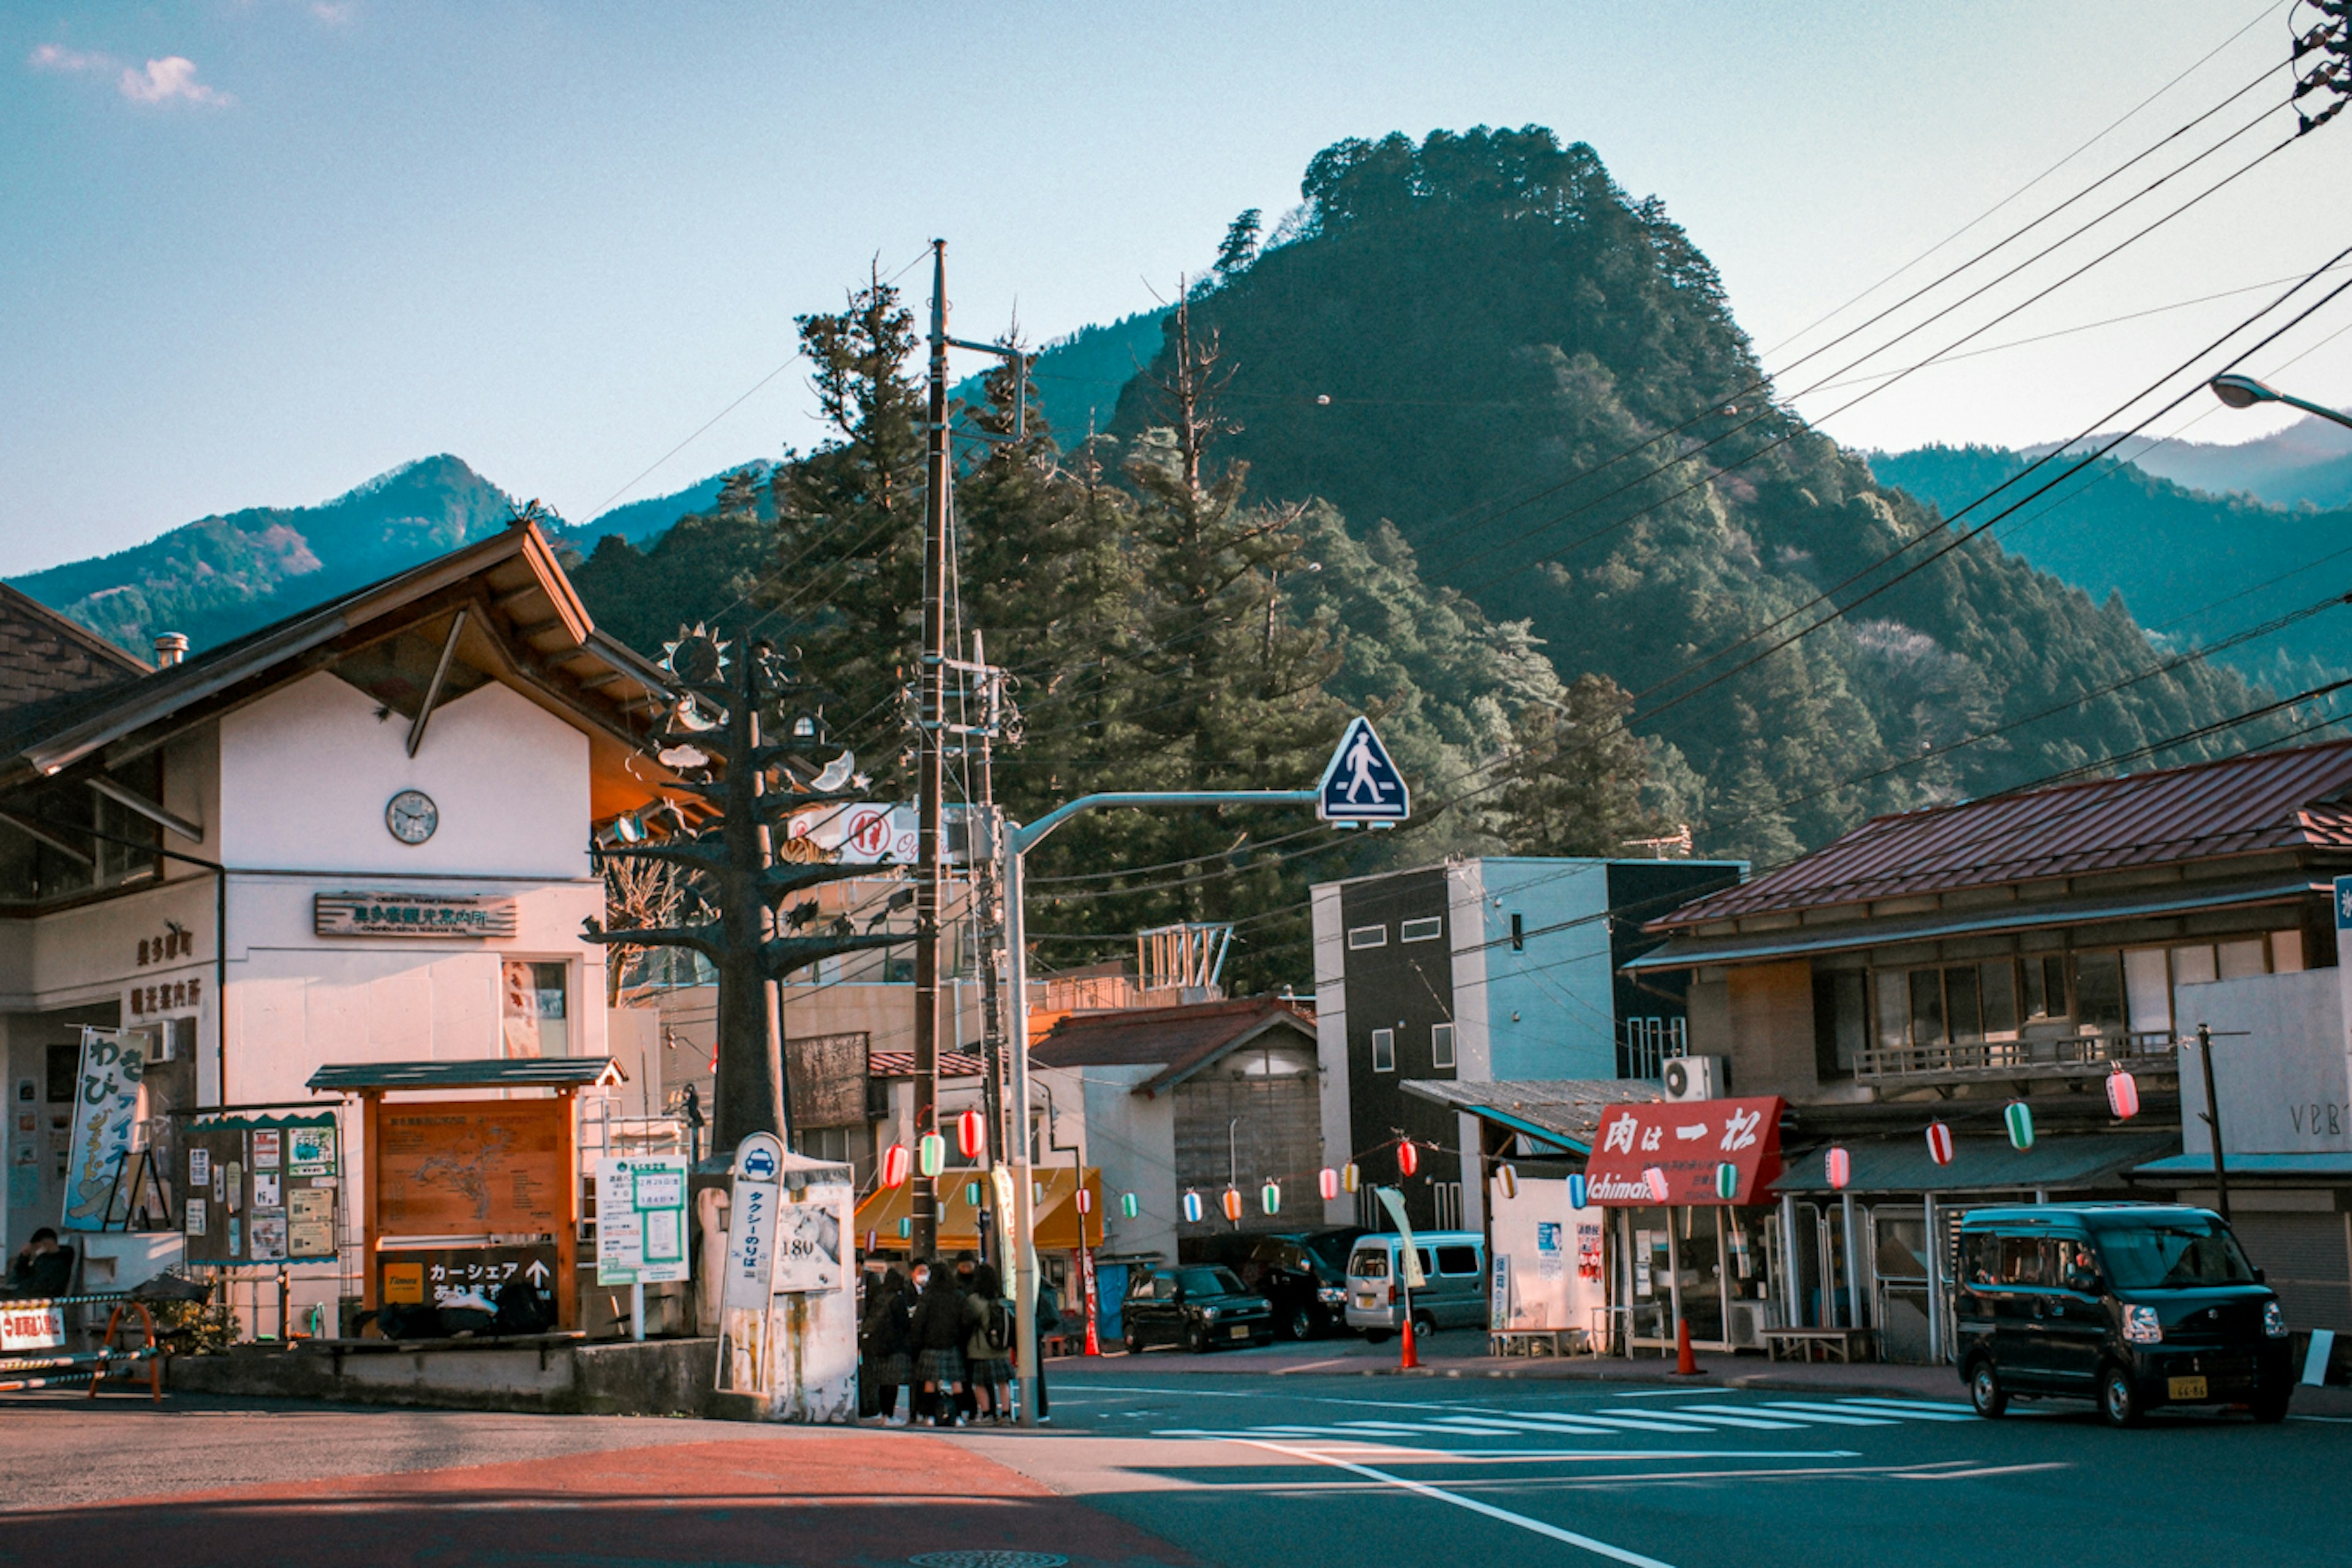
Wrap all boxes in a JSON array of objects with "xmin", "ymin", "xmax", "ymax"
[{"xmin": 1582, "ymin": 1096, "xmax": 1785, "ymax": 1205}]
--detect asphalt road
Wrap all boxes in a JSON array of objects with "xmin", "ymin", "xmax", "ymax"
[{"xmin": 5, "ymin": 1357, "xmax": 2346, "ymax": 1568}]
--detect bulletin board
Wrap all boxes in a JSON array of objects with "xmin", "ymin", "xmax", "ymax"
[{"xmin": 183, "ymin": 1114, "xmax": 343, "ymax": 1266}]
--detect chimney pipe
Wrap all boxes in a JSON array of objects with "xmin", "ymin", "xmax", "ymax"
[{"xmin": 153, "ymin": 633, "xmax": 189, "ymax": 668}]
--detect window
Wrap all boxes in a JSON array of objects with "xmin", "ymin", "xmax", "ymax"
[
  {"xmin": 1351, "ymin": 1248, "xmax": 1389, "ymax": 1280},
  {"xmin": 1128, "ymin": 1272, "xmax": 1160, "ymax": 1300},
  {"xmin": 1370, "ymin": 1027, "xmax": 1395, "ymax": 1072},
  {"xmin": 1348, "ymin": 924, "xmax": 1387, "ymax": 950},
  {"xmin": 1510, "ymin": 913, "xmax": 1524, "ymax": 952},
  {"xmin": 1433, "ymin": 1180, "xmax": 1461, "ymax": 1229},
  {"xmin": 2075, "ymin": 952, "xmax": 2125, "ymax": 1029},
  {"xmin": 1814, "ymin": 971, "xmax": 1866, "ymax": 1079},
  {"xmin": 2020, "ymin": 954, "xmax": 2067, "ymax": 1019},
  {"xmin": 1430, "ymin": 1022, "xmax": 1455, "ymax": 1070},
  {"xmin": 1401, "ymin": 916, "xmax": 1444, "ymax": 943},
  {"xmin": 1436, "ymin": 1244, "xmax": 1479, "ymax": 1276},
  {"xmin": 502, "ymin": 961, "xmax": 568, "ymax": 1057}
]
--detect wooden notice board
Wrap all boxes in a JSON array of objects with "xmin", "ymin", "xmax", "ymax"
[{"xmin": 362, "ymin": 1094, "xmax": 578, "ymax": 1327}]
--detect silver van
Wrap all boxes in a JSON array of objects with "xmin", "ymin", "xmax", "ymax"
[{"xmin": 1343, "ymin": 1231, "xmax": 1486, "ymax": 1340}]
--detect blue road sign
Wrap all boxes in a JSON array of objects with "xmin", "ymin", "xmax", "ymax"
[{"xmin": 1319, "ymin": 717, "xmax": 1409, "ymax": 823}]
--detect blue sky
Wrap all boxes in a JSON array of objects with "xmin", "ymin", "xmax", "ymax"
[{"xmin": 5, "ymin": 1, "xmax": 2348, "ymax": 573}]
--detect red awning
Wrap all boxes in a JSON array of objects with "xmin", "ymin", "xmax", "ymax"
[{"xmin": 1583, "ymin": 1096, "xmax": 1784, "ymax": 1205}]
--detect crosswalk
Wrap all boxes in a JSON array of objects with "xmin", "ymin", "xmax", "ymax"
[{"xmin": 1155, "ymin": 1395, "xmax": 1978, "ymax": 1447}]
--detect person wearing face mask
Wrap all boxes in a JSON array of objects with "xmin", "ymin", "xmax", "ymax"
[
  {"xmin": 861, "ymin": 1265, "xmax": 914, "ymax": 1427},
  {"xmin": 907, "ymin": 1257, "xmax": 969, "ymax": 1427}
]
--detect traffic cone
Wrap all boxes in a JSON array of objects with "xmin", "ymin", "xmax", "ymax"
[
  {"xmin": 1673, "ymin": 1316, "xmax": 1699, "ymax": 1377},
  {"xmin": 1399, "ymin": 1314, "xmax": 1420, "ymax": 1370}
]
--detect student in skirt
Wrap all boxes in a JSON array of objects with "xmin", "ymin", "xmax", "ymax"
[
  {"xmin": 962, "ymin": 1262, "xmax": 1014, "ymax": 1423},
  {"xmin": 907, "ymin": 1257, "xmax": 969, "ymax": 1426},
  {"xmin": 860, "ymin": 1265, "xmax": 915, "ymax": 1426}
]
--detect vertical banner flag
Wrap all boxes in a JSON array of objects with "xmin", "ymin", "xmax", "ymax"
[
  {"xmin": 62, "ymin": 1028, "xmax": 144, "ymax": 1232},
  {"xmin": 1374, "ymin": 1186, "xmax": 1427, "ymax": 1288}
]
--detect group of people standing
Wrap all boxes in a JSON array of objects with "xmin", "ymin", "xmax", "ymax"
[{"xmin": 859, "ymin": 1254, "xmax": 1057, "ymax": 1427}]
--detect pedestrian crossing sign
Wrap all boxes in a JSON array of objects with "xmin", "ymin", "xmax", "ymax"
[{"xmin": 1319, "ymin": 717, "xmax": 1409, "ymax": 825}]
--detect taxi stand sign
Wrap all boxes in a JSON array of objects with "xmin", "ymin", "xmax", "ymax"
[
  {"xmin": 718, "ymin": 1132, "xmax": 787, "ymax": 1396},
  {"xmin": 1318, "ymin": 717, "xmax": 1409, "ymax": 826}
]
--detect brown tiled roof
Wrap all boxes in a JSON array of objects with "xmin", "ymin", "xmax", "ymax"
[
  {"xmin": 0, "ymin": 585, "xmax": 147, "ymax": 712},
  {"xmin": 867, "ymin": 1050, "xmax": 985, "ymax": 1080},
  {"xmin": 1030, "ymin": 997, "xmax": 1316, "ymax": 1096},
  {"xmin": 1656, "ymin": 738, "xmax": 2352, "ymax": 929}
]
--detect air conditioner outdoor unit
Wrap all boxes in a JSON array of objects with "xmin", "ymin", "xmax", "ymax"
[
  {"xmin": 1662, "ymin": 1054, "xmax": 1728, "ymax": 1102},
  {"xmin": 1727, "ymin": 1300, "xmax": 1771, "ymax": 1350}
]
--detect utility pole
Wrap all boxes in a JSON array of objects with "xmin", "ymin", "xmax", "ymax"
[
  {"xmin": 911, "ymin": 238, "xmax": 951, "ymax": 1259},
  {"xmin": 2195, "ymin": 1022, "xmax": 2233, "ymax": 1223},
  {"xmin": 968, "ymin": 633, "xmax": 1010, "ymax": 1196}
]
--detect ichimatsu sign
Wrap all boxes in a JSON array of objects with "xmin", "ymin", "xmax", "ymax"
[{"xmin": 1582, "ymin": 1096, "xmax": 1785, "ymax": 1207}]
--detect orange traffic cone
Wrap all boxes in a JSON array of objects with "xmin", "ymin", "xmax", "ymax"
[
  {"xmin": 1399, "ymin": 1314, "xmax": 1421, "ymax": 1370},
  {"xmin": 1672, "ymin": 1316, "xmax": 1700, "ymax": 1377}
]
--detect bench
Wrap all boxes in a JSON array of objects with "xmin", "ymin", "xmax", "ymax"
[
  {"xmin": 0, "ymin": 1294, "xmax": 162, "ymax": 1400},
  {"xmin": 1763, "ymin": 1327, "xmax": 1874, "ymax": 1363},
  {"xmin": 1490, "ymin": 1327, "xmax": 1589, "ymax": 1359}
]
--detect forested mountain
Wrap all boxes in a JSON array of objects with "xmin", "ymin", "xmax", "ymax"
[
  {"xmin": 2037, "ymin": 416, "xmax": 2352, "ymax": 511},
  {"xmin": 1871, "ymin": 443, "xmax": 2352, "ymax": 692}
]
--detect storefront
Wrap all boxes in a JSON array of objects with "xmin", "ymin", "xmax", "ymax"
[{"xmin": 1581, "ymin": 1095, "xmax": 1786, "ymax": 1353}]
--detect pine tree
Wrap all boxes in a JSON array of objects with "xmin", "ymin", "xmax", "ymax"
[{"xmin": 1494, "ymin": 674, "xmax": 1678, "ymax": 856}]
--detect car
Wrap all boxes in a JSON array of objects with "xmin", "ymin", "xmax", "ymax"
[
  {"xmin": 1189, "ymin": 1228, "xmax": 1363, "ymax": 1341},
  {"xmin": 1955, "ymin": 1203, "xmax": 2295, "ymax": 1427},
  {"xmin": 1120, "ymin": 1265, "xmax": 1273, "ymax": 1354},
  {"xmin": 1343, "ymin": 1231, "xmax": 1487, "ymax": 1341}
]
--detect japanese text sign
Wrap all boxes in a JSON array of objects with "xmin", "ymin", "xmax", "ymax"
[
  {"xmin": 595, "ymin": 1154, "xmax": 690, "ymax": 1286},
  {"xmin": 61, "ymin": 1028, "xmax": 143, "ymax": 1232},
  {"xmin": 1583, "ymin": 1096, "xmax": 1784, "ymax": 1206}
]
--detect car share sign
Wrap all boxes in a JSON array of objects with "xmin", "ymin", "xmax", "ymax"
[{"xmin": 1582, "ymin": 1096, "xmax": 1784, "ymax": 1206}]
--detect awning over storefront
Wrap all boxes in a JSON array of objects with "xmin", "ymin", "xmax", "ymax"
[
  {"xmin": 2133, "ymin": 1151, "xmax": 2352, "ymax": 1180},
  {"xmin": 853, "ymin": 1165, "xmax": 1104, "ymax": 1254},
  {"xmin": 1400, "ymin": 1078, "xmax": 1660, "ymax": 1157},
  {"xmin": 1774, "ymin": 1131, "xmax": 2180, "ymax": 1197}
]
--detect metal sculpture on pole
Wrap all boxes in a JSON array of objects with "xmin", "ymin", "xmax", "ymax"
[{"xmin": 586, "ymin": 625, "xmax": 910, "ymax": 1156}]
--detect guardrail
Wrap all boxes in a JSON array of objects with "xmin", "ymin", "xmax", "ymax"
[
  {"xmin": 1855, "ymin": 1030, "xmax": 2177, "ymax": 1083},
  {"xmin": 0, "ymin": 1292, "xmax": 162, "ymax": 1400}
]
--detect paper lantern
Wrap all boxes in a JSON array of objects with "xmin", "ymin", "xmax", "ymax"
[
  {"xmin": 1714, "ymin": 1162, "xmax": 1739, "ymax": 1200},
  {"xmin": 962, "ymin": 1180, "xmax": 979, "ymax": 1206},
  {"xmin": 1494, "ymin": 1164, "xmax": 1519, "ymax": 1200},
  {"xmin": 1120, "ymin": 1191, "xmax": 1140, "ymax": 1219},
  {"xmin": 2106, "ymin": 1069, "xmax": 2141, "ymax": 1121},
  {"xmin": 1261, "ymin": 1181, "xmax": 1281, "ymax": 1216},
  {"xmin": 1182, "ymin": 1189, "xmax": 1204, "ymax": 1224},
  {"xmin": 863, "ymin": 1229, "xmax": 877, "ymax": 1253},
  {"xmin": 1221, "ymin": 1186, "xmax": 1245, "ymax": 1223},
  {"xmin": 1567, "ymin": 1172, "xmax": 1588, "ymax": 1210},
  {"xmin": 897, "ymin": 1216, "xmax": 911, "ymax": 1238},
  {"xmin": 1925, "ymin": 1121, "xmax": 1954, "ymax": 1166},
  {"xmin": 1342, "ymin": 1162, "xmax": 1361, "ymax": 1194},
  {"xmin": 1825, "ymin": 1147, "xmax": 1852, "ymax": 1191},
  {"xmin": 956, "ymin": 1106, "xmax": 986, "ymax": 1160},
  {"xmin": 918, "ymin": 1133, "xmax": 946, "ymax": 1177},
  {"xmin": 2006, "ymin": 1100, "xmax": 2036, "ymax": 1151},
  {"xmin": 1318, "ymin": 1166, "xmax": 1341, "ymax": 1201},
  {"xmin": 1397, "ymin": 1139, "xmax": 1420, "ymax": 1178},
  {"xmin": 1076, "ymin": 1186, "xmax": 1093, "ymax": 1214},
  {"xmin": 880, "ymin": 1143, "xmax": 911, "ymax": 1188},
  {"xmin": 1642, "ymin": 1166, "xmax": 1669, "ymax": 1204}
]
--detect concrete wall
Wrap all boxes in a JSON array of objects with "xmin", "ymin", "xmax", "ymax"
[
  {"xmin": 1473, "ymin": 859, "xmax": 1615, "ymax": 1080},
  {"xmin": 1035, "ymin": 1060, "xmax": 1172, "ymax": 1262},
  {"xmin": 2176, "ymin": 968, "xmax": 2352, "ymax": 1156}
]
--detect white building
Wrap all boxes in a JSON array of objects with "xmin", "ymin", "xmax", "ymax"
[{"xmin": 0, "ymin": 522, "xmax": 676, "ymax": 1328}]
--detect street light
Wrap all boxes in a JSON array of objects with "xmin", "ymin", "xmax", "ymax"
[{"xmin": 2207, "ymin": 372, "xmax": 2352, "ymax": 432}]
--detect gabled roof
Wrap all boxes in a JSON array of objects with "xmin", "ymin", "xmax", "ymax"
[
  {"xmin": 0, "ymin": 522, "xmax": 678, "ymax": 817},
  {"xmin": 1031, "ymin": 997, "xmax": 1316, "ymax": 1097},
  {"xmin": 1654, "ymin": 739, "xmax": 2352, "ymax": 930},
  {"xmin": 307, "ymin": 1057, "xmax": 626, "ymax": 1091},
  {"xmin": 0, "ymin": 583, "xmax": 149, "ymax": 712}
]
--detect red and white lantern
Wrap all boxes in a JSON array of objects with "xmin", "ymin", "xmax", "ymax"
[
  {"xmin": 880, "ymin": 1142, "xmax": 911, "ymax": 1188},
  {"xmin": 1076, "ymin": 1186, "xmax": 1093, "ymax": 1215},
  {"xmin": 1642, "ymin": 1166, "xmax": 1670, "ymax": 1204},
  {"xmin": 1318, "ymin": 1166, "xmax": 1341, "ymax": 1202},
  {"xmin": 1825, "ymin": 1146, "xmax": 1852, "ymax": 1190},
  {"xmin": 2106, "ymin": 1069, "xmax": 2141, "ymax": 1121},
  {"xmin": 1925, "ymin": 1122, "xmax": 1955, "ymax": 1167},
  {"xmin": 1397, "ymin": 1139, "xmax": 1420, "ymax": 1178},
  {"xmin": 956, "ymin": 1105, "xmax": 986, "ymax": 1160}
]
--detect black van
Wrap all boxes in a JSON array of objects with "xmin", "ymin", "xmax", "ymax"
[{"xmin": 1956, "ymin": 1204, "xmax": 2294, "ymax": 1426}]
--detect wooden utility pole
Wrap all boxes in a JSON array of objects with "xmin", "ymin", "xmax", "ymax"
[{"xmin": 911, "ymin": 238, "xmax": 951, "ymax": 1259}]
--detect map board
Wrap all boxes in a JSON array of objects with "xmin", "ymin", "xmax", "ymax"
[{"xmin": 374, "ymin": 1100, "xmax": 565, "ymax": 1234}]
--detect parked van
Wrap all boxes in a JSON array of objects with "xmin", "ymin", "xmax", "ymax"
[
  {"xmin": 1343, "ymin": 1231, "xmax": 1486, "ymax": 1340},
  {"xmin": 1956, "ymin": 1204, "xmax": 2294, "ymax": 1426}
]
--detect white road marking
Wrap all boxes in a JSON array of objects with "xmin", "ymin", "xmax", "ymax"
[
  {"xmin": 1532, "ymin": 1412, "xmax": 1721, "ymax": 1434},
  {"xmin": 1232, "ymin": 1439, "xmax": 1680, "ymax": 1567},
  {"xmin": 1756, "ymin": 1402, "xmax": 1901, "ymax": 1425},
  {"xmin": 1664, "ymin": 1407, "xmax": 1810, "ymax": 1430},
  {"xmin": 1893, "ymin": 1462, "xmax": 2073, "ymax": 1481},
  {"xmin": 1830, "ymin": 1398, "xmax": 1978, "ymax": 1421},
  {"xmin": 1834, "ymin": 1396, "xmax": 1976, "ymax": 1415}
]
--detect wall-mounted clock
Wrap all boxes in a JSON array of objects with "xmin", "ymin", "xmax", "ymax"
[{"xmin": 386, "ymin": 789, "xmax": 439, "ymax": 845}]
